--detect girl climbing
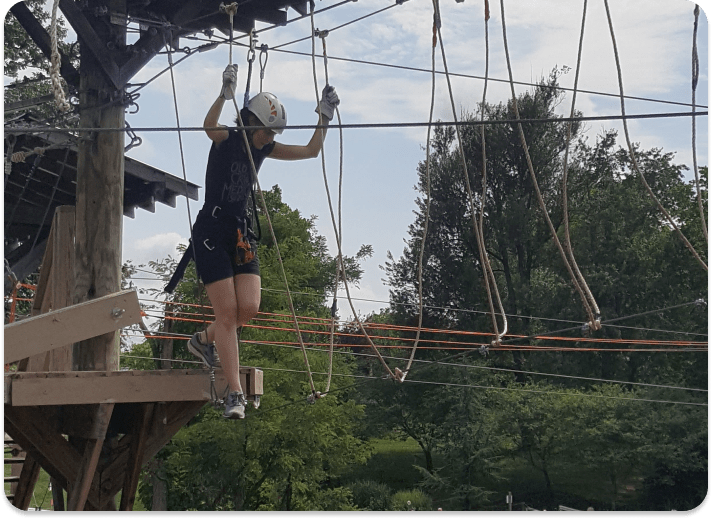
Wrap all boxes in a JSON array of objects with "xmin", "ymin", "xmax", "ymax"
[{"xmin": 188, "ymin": 64, "xmax": 340, "ymax": 419}]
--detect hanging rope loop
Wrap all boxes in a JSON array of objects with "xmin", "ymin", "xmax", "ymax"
[
  {"xmin": 259, "ymin": 44, "xmax": 269, "ymax": 91},
  {"xmin": 243, "ymin": 29, "xmax": 258, "ymax": 106}
]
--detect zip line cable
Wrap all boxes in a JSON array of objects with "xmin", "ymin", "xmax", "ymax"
[
  {"xmin": 121, "ymin": 336, "xmax": 708, "ymax": 393},
  {"xmin": 7, "ymin": 110, "xmax": 705, "ymax": 135}
]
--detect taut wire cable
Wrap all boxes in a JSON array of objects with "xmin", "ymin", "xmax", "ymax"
[
  {"xmin": 603, "ymin": 0, "xmax": 707, "ymax": 273},
  {"xmin": 499, "ymin": 0, "xmax": 600, "ymax": 331}
]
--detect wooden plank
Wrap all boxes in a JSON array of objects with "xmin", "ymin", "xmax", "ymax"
[
  {"xmin": 7, "ymin": 368, "xmax": 263, "ymax": 406},
  {"xmin": 119, "ymin": 403, "xmax": 154, "ymax": 511},
  {"xmin": 49, "ymin": 206, "xmax": 76, "ymax": 372},
  {"xmin": 3, "ymin": 289, "xmax": 141, "ymax": 365},
  {"xmin": 67, "ymin": 403, "xmax": 114, "ymax": 511},
  {"xmin": 11, "ymin": 454, "xmax": 42, "ymax": 511}
]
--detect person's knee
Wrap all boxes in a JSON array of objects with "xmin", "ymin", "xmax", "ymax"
[{"xmin": 236, "ymin": 300, "xmax": 260, "ymax": 326}]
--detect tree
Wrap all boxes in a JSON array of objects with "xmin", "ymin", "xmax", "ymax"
[{"xmin": 4, "ymin": 0, "xmax": 77, "ymax": 123}]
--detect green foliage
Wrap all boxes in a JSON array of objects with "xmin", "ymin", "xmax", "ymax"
[
  {"xmin": 389, "ymin": 489, "xmax": 432, "ymax": 511},
  {"xmin": 4, "ymin": 0, "xmax": 77, "ymax": 123},
  {"xmin": 347, "ymin": 479, "xmax": 393, "ymax": 510}
]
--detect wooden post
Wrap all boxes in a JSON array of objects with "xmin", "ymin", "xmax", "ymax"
[{"xmin": 73, "ymin": 0, "xmax": 127, "ymax": 372}]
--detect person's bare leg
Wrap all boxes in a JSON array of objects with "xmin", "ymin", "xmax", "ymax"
[{"xmin": 204, "ymin": 274, "xmax": 261, "ymax": 394}]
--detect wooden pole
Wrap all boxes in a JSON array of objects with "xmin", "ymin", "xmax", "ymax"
[{"xmin": 72, "ymin": 0, "xmax": 126, "ymax": 372}]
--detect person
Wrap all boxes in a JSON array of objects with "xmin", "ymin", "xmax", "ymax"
[{"xmin": 187, "ymin": 64, "xmax": 340, "ymax": 419}]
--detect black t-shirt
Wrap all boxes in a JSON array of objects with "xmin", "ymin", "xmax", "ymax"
[{"xmin": 203, "ymin": 130, "xmax": 274, "ymax": 218}]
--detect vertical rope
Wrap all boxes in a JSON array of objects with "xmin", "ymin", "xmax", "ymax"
[
  {"xmin": 399, "ymin": 7, "xmax": 438, "ymax": 381},
  {"xmin": 308, "ymin": 8, "xmax": 396, "ymax": 382},
  {"xmin": 690, "ymin": 4, "xmax": 707, "ymax": 243},
  {"xmin": 560, "ymin": 0, "xmax": 601, "ymax": 323},
  {"xmin": 499, "ymin": 0, "xmax": 600, "ymax": 330},
  {"xmin": 432, "ymin": 0, "xmax": 508, "ymax": 346},
  {"xmin": 603, "ymin": 0, "xmax": 707, "ymax": 272},
  {"xmin": 475, "ymin": 0, "xmax": 508, "ymax": 344},
  {"xmin": 49, "ymin": 0, "xmax": 71, "ymax": 112}
]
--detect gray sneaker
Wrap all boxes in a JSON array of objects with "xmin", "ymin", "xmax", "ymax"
[
  {"xmin": 223, "ymin": 391, "xmax": 247, "ymax": 419},
  {"xmin": 188, "ymin": 332, "xmax": 216, "ymax": 368}
]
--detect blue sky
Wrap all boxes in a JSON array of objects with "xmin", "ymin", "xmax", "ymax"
[{"xmin": 4, "ymin": 0, "xmax": 709, "ymax": 321}]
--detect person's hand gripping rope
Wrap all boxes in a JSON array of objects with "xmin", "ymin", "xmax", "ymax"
[
  {"xmin": 315, "ymin": 84, "xmax": 340, "ymax": 121},
  {"xmin": 220, "ymin": 64, "xmax": 238, "ymax": 100}
]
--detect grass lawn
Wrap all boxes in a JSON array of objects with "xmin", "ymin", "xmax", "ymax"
[{"xmin": 342, "ymin": 437, "xmax": 425, "ymax": 490}]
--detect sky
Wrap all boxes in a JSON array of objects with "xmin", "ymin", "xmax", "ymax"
[{"xmin": 4, "ymin": 0, "xmax": 709, "ymax": 323}]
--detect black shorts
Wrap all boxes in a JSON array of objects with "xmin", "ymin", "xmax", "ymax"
[{"xmin": 192, "ymin": 212, "xmax": 260, "ymax": 286}]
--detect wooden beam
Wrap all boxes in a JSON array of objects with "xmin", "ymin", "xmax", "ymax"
[
  {"xmin": 4, "ymin": 407, "xmax": 81, "ymax": 502},
  {"xmin": 4, "ymin": 289, "xmax": 141, "ymax": 365},
  {"xmin": 67, "ymin": 403, "xmax": 114, "ymax": 511},
  {"xmin": 94, "ymin": 400, "xmax": 206, "ymax": 507},
  {"xmin": 119, "ymin": 403, "xmax": 154, "ymax": 511},
  {"xmin": 58, "ymin": 0, "xmax": 121, "ymax": 89},
  {"xmin": 6, "ymin": 367, "xmax": 263, "ymax": 406},
  {"xmin": 11, "ymin": 454, "xmax": 42, "ymax": 511}
]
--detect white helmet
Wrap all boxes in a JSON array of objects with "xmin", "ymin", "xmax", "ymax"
[{"xmin": 247, "ymin": 92, "xmax": 287, "ymax": 134}]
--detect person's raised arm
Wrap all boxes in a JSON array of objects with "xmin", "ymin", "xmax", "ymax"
[
  {"xmin": 270, "ymin": 85, "xmax": 340, "ymax": 161},
  {"xmin": 204, "ymin": 65, "xmax": 238, "ymax": 144}
]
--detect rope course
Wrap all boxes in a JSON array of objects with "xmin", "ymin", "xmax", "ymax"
[{"xmin": 7, "ymin": 1, "xmax": 707, "ymax": 410}]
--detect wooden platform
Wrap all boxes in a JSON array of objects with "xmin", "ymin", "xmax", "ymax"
[
  {"xmin": 4, "ymin": 368, "xmax": 263, "ymax": 406},
  {"xmin": 4, "ymin": 368, "xmax": 263, "ymax": 510}
]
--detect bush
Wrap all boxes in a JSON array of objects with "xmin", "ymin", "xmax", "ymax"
[
  {"xmin": 390, "ymin": 489, "xmax": 432, "ymax": 511},
  {"xmin": 348, "ymin": 479, "xmax": 392, "ymax": 511}
]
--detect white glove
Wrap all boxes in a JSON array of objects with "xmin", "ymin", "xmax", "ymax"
[
  {"xmin": 220, "ymin": 64, "xmax": 238, "ymax": 100},
  {"xmin": 315, "ymin": 84, "xmax": 340, "ymax": 121}
]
